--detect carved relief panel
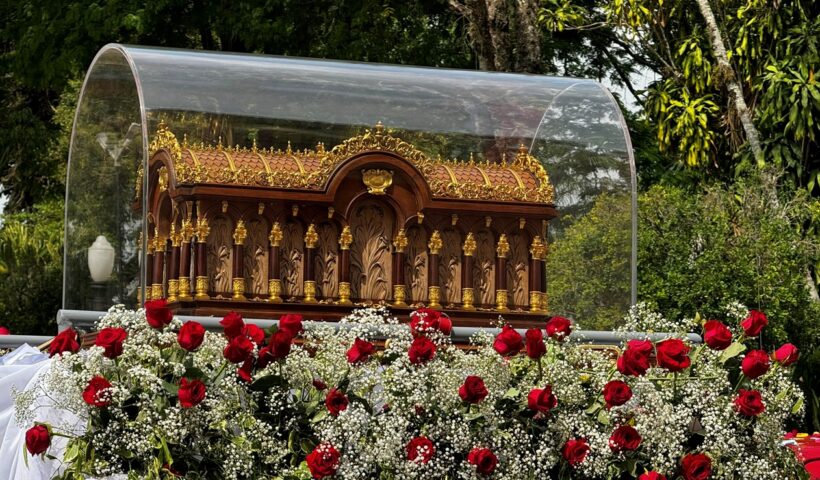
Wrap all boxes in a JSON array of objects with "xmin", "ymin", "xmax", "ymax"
[
  {"xmin": 404, "ymin": 226, "xmax": 428, "ymax": 303},
  {"xmin": 506, "ymin": 232, "xmax": 529, "ymax": 307},
  {"xmin": 244, "ymin": 218, "xmax": 269, "ymax": 296},
  {"xmin": 439, "ymin": 229, "xmax": 462, "ymax": 306},
  {"xmin": 314, "ymin": 223, "xmax": 339, "ymax": 299},
  {"xmin": 280, "ymin": 221, "xmax": 304, "ymax": 298},
  {"xmin": 207, "ymin": 216, "xmax": 233, "ymax": 297},
  {"xmin": 473, "ymin": 230, "xmax": 496, "ymax": 306},
  {"xmin": 350, "ymin": 202, "xmax": 392, "ymax": 301}
]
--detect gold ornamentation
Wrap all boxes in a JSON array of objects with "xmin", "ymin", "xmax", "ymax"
[
  {"xmin": 135, "ymin": 164, "xmax": 143, "ymax": 200},
  {"xmin": 495, "ymin": 289, "xmax": 509, "ymax": 311},
  {"xmin": 233, "ymin": 220, "xmax": 247, "ymax": 245},
  {"xmin": 178, "ymin": 277, "xmax": 192, "ymax": 301},
  {"xmin": 170, "ymin": 224, "xmax": 182, "ymax": 247},
  {"xmin": 268, "ymin": 279, "xmax": 283, "ymax": 303},
  {"xmin": 393, "ymin": 284, "xmax": 407, "ymax": 307},
  {"xmin": 338, "ymin": 226, "xmax": 353, "ymax": 250},
  {"xmin": 167, "ymin": 279, "xmax": 179, "ymax": 303},
  {"xmin": 539, "ymin": 292, "xmax": 548, "ymax": 313},
  {"xmin": 530, "ymin": 235, "xmax": 547, "ymax": 260},
  {"xmin": 195, "ymin": 217, "xmax": 210, "ymax": 243},
  {"xmin": 462, "ymin": 287, "xmax": 476, "ymax": 310},
  {"xmin": 195, "ymin": 276, "xmax": 209, "ymax": 299},
  {"xmin": 269, "ymin": 222, "xmax": 283, "ymax": 247},
  {"xmin": 463, "ymin": 233, "xmax": 477, "ymax": 257},
  {"xmin": 496, "ymin": 234, "xmax": 510, "ymax": 258},
  {"xmin": 393, "ymin": 229, "xmax": 408, "ymax": 253},
  {"xmin": 451, "ymin": 214, "xmax": 459, "ymax": 226},
  {"xmin": 530, "ymin": 291, "xmax": 541, "ymax": 312},
  {"xmin": 232, "ymin": 277, "xmax": 245, "ymax": 300},
  {"xmin": 149, "ymin": 120, "xmax": 181, "ymax": 161},
  {"xmin": 144, "ymin": 284, "xmax": 151, "ymax": 301},
  {"xmin": 338, "ymin": 282, "xmax": 352, "ymax": 305},
  {"xmin": 428, "ymin": 230, "xmax": 442, "ymax": 255},
  {"xmin": 417, "ymin": 212, "xmax": 424, "ymax": 224},
  {"xmin": 181, "ymin": 218, "xmax": 195, "ymax": 243},
  {"xmin": 158, "ymin": 166, "xmax": 168, "ymax": 192},
  {"xmin": 151, "ymin": 284, "xmax": 163, "ymax": 300},
  {"xmin": 303, "ymin": 280, "xmax": 318, "ymax": 303},
  {"xmin": 428, "ymin": 286, "xmax": 441, "ymax": 309},
  {"xmin": 362, "ymin": 169, "xmax": 393, "ymax": 195},
  {"xmin": 304, "ymin": 223, "xmax": 319, "ymax": 249}
]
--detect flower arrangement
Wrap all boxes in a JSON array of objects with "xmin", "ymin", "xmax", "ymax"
[{"xmin": 14, "ymin": 301, "xmax": 807, "ymax": 479}]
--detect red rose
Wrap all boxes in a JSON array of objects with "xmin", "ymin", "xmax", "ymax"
[
  {"xmin": 178, "ymin": 377, "xmax": 207, "ymax": 408},
  {"xmin": 220, "ymin": 311, "xmax": 244, "ymax": 339},
  {"xmin": 656, "ymin": 338, "xmax": 691, "ymax": 372},
  {"xmin": 493, "ymin": 324, "xmax": 523, "ymax": 356},
  {"xmin": 525, "ymin": 328, "xmax": 546, "ymax": 359},
  {"xmin": 94, "ymin": 327, "xmax": 127, "ymax": 359},
  {"xmin": 741, "ymin": 310, "xmax": 767, "ymax": 337},
  {"xmin": 545, "ymin": 316, "xmax": 572, "ymax": 340},
  {"xmin": 178, "ymin": 321, "xmax": 206, "ymax": 351},
  {"xmin": 733, "ymin": 389, "xmax": 765, "ymax": 417},
  {"xmin": 25, "ymin": 425, "xmax": 50, "ymax": 455},
  {"xmin": 617, "ymin": 340, "xmax": 653, "ymax": 376},
  {"xmin": 609, "ymin": 425, "xmax": 642, "ymax": 452},
  {"xmin": 409, "ymin": 308, "xmax": 452, "ymax": 336},
  {"xmin": 775, "ymin": 343, "xmax": 799, "ymax": 366},
  {"xmin": 408, "ymin": 336, "xmax": 437, "ymax": 364},
  {"xmin": 325, "ymin": 388, "xmax": 349, "ymax": 416},
  {"xmin": 49, "ymin": 328, "xmax": 80, "ymax": 357},
  {"xmin": 243, "ymin": 324, "xmax": 265, "ymax": 345},
  {"xmin": 527, "ymin": 385, "xmax": 558, "ymax": 413},
  {"xmin": 347, "ymin": 337, "xmax": 376, "ymax": 364},
  {"xmin": 258, "ymin": 331, "xmax": 292, "ymax": 367},
  {"xmin": 82, "ymin": 376, "xmax": 113, "ymax": 407},
  {"xmin": 0, "ymin": 326, "xmax": 9, "ymax": 335},
  {"xmin": 459, "ymin": 375, "xmax": 488, "ymax": 404},
  {"xmin": 313, "ymin": 378, "xmax": 328, "ymax": 390},
  {"xmin": 562, "ymin": 438, "xmax": 590, "ymax": 466},
  {"xmin": 603, "ymin": 380, "xmax": 632, "ymax": 409},
  {"xmin": 741, "ymin": 349, "xmax": 770, "ymax": 379},
  {"xmin": 145, "ymin": 299, "xmax": 173, "ymax": 329},
  {"xmin": 467, "ymin": 447, "xmax": 498, "ymax": 475},
  {"xmin": 681, "ymin": 453, "xmax": 712, "ymax": 480},
  {"xmin": 278, "ymin": 313, "xmax": 304, "ymax": 337},
  {"xmin": 237, "ymin": 358, "xmax": 254, "ymax": 383},
  {"xmin": 702, "ymin": 320, "xmax": 732, "ymax": 350},
  {"xmin": 223, "ymin": 335, "xmax": 254, "ymax": 364},
  {"xmin": 306, "ymin": 442, "xmax": 340, "ymax": 479},
  {"xmin": 639, "ymin": 472, "xmax": 667, "ymax": 480},
  {"xmin": 406, "ymin": 436, "xmax": 435, "ymax": 464}
]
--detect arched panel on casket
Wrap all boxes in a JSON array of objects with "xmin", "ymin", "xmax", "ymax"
[
  {"xmin": 507, "ymin": 232, "xmax": 530, "ymax": 308},
  {"xmin": 314, "ymin": 222, "xmax": 339, "ymax": 300},
  {"xmin": 280, "ymin": 221, "xmax": 304, "ymax": 299},
  {"xmin": 473, "ymin": 230, "xmax": 496, "ymax": 308},
  {"xmin": 244, "ymin": 217, "xmax": 269, "ymax": 297},
  {"xmin": 207, "ymin": 216, "xmax": 233, "ymax": 298},
  {"xmin": 404, "ymin": 226, "xmax": 428, "ymax": 304},
  {"xmin": 439, "ymin": 229, "xmax": 462, "ymax": 307},
  {"xmin": 350, "ymin": 201, "xmax": 393, "ymax": 302}
]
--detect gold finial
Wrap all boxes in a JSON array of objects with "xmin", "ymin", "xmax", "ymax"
[
  {"xmin": 252, "ymin": 138, "xmax": 258, "ymax": 151},
  {"xmin": 269, "ymin": 222, "xmax": 283, "ymax": 247},
  {"xmin": 195, "ymin": 216, "xmax": 210, "ymax": 243},
  {"xmin": 374, "ymin": 121, "xmax": 385, "ymax": 135},
  {"xmin": 516, "ymin": 144, "xmax": 530, "ymax": 166},
  {"xmin": 469, "ymin": 152, "xmax": 475, "ymax": 165},
  {"xmin": 157, "ymin": 166, "xmax": 168, "ymax": 192},
  {"xmin": 217, "ymin": 136, "xmax": 223, "ymax": 149},
  {"xmin": 182, "ymin": 133, "xmax": 189, "ymax": 148},
  {"xmin": 316, "ymin": 142, "xmax": 325, "ymax": 155},
  {"xmin": 304, "ymin": 223, "xmax": 319, "ymax": 249},
  {"xmin": 339, "ymin": 226, "xmax": 353, "ymax": 250},
  {"xmin": 149, "ymin": 120, "xmax": 181, "ymax": 160},
  {"xmin": 170, "ymin": 223, "xmax": 183, "ymax": 247},
  {"xmin": 393, "ymin": 229, "xmax": 408, "ymax": 253},
  {"xmin": 362, "ymin": 169, "xmax": 393, "ymax": 195},
  {"xmin": 496, "ymin": 234, "xmax": 510, "ymax": 258},
  {"xmin": 286, "ymin": 141, "xmax": 293, "ymax": 154},
  {"xmin": 501, "ymin": 152, "xmax": 508, "ymax": 164},
  {"xmin": 463, "ymin": 233, "xmax": 477, "ymax": 257},
  {"xmin": 428, "ymin": 230, "xmax": 443, "ymax": 255},
  {"xmin": 233, "ymin": 220, "xmax": 248, "ymax": 245}
]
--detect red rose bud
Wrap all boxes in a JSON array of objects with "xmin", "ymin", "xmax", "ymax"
[
  {"xmin": 656, "ymin": 338, "xmax": 691, "ymax": 372},
  {"xmin": 741, "ymin": 349, "xmax": 770, "ymax": 379},
  {"xmin": 223, "ymin": 335, "xmax": 254, "ymax": 364},
  {"xmin": 266, "ymin": 330, "xmax": 293, "ymax": 360},
  {"xmin": 25, "ymin": 425, "xmax": 50, "ymax": 455},
  {"xmin": 561, "ymin": 438, "xmax": 590, "ymax": 466},
  {"xmin": 525, "ymin": 328, "xmax": 546, "ymax": 359},
  {"xmin": 49, "ymin": 328, "xmax": 80, "ymax": 357},
  {"xmin": 145, "ymin": 299, "xmax": 173, "ymax": 329},
  {"xmin": 278, "ymin": 313, "xmax": 304, "ymax": 337},
  {"xmin": 94, "ymin": 327, "xmax": 127, "ymax": 359},
  {"xmin": 680, "ymin": 453, "xmax": 712, "ymax": 480},
  {"xmin": 617, "ymin": 339, "xmax": 653, "ymax": 377},
  {"xmin": 609, "ymin": 424, "xmax": 642, "ymax": 452},
  {"xmin": 237, "ymin": 358, "xmax": 254, "ymax": 383},
  {"xmin": 82, "ymin": 376, "xmax": 113, "ymax": 407},
  {"xmin": 178, "ymin": 377, "xmax": 207, "ymax": 408},
  {"xmin": 306, "ymin": 442, "xmax": 340, "ymax": 479},
  {"xmin": 312, "ymin": 378, "xmax": 328, "ymax": 390},
  {"xmin": 775, "ymin": 343, "xmax": 799, "ymax": 366},
  {"xmin": 325, "ymin": 388, "xmax": 349, "ymax": 416},
  {"xmin": 220, "ymin": 311, "xmax": 244, "ymax": 339},
  {"xmin": 347, "ymin": 337, "xmax": 376, "ymax": 364},
  {"xmin": 545, "ymin": 316, "xmax": 572, "ymax": 340},
  {"xmin": 408, "ymin": 336, "xmax": 437, "ymax": 364},
  {"xmin": 603, "ymin": 380, "xmax": 633, "ymax": 409},
  {"xmin": 741, "ymin": 309, "xmax": 767, "ymax": 337},
  {"xmin": 733, "ymin": 388, "xmax": 765, "ymax": 417},
  {"xmin": 177, "ymin": 321, "xmax": 206, "ymax": 351},
  {"xmin": 493, "ymin": 324, "xmax": 524, "ymax": 356},
  {"xmin": 639, "ymin": 472, "xmax": 667, "ymax": 480},
  {"xmin": 409, "ymin": 308, "xmax": 452, "ymax": 336},
  {"xmin": 702, "ymin": 320, "xmax": 732, "ymax": 350},
  {"xmin": 243, "ymin": 324, "xmax": 265, "ymax": 345},
  {"xmin": 527, "ymin": 385, "xmax": 558, "ymax": 413},
  {"xmin": 0, "ymin": 326, "xmax": 10, "ymax": 335},
  {"xmin": 467, "ymin": 447, "xmax": 498, "ymax": 475},
  {"xmin": 459, "ymin": 375, "xmax": 489, "ymax": 404},
  {"xmin": 406, "ymin": 436, "xmax": 435, "ymax": 464}
]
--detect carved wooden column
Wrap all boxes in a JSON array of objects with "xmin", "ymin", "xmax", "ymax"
[
  {"xmin": 267, "ymin": 222, "xmax": 283, "ymax": 303},
  {"xmin": 427, "ymin": 230, "xmax": 442, "ymax": 309},
  {"xmin": 540, "ymin": 240, "xmax": 549, "ymax": 313},
  {"xmin": 529, "ymin": 236, "xmax": 546, "ymax": 313},
  {"xmin": 152, "ymin": 228, "xmax": 166, "ymax": 300},
  {"xmin": 495, "ymin": 234, "xmax": 510, "ymax": 311},
  {"xmin": 178, "ymin": 217, "xmax": 194, "ymax": 301},
  {"xmin": 144, "ymin": 231, "xmax": 154, "ymax": 302},
  {"xmin": 194, "ymin": 217, "xmax": 210, "ymax": 299},
  {"xmin": 338, "ymin": 226, "xmax": 353, "ymax": 305},
  {"xmin": 167, "ymin": 224, "xmax": 182, "ymax": 303},
  {"xmin": 461, "ymin": 233, "xmax": 476, "ymax": 310},
  {"xmin": 232, "ymin": 220, "xmax": 247, "ymax": 300},
  {"xmin": 303, "ymin": 223, "xmax": 318, "ymax": 303},
  {"xmin": 392, "ymin": 228, "xmax": 408, "ymax": 307}
]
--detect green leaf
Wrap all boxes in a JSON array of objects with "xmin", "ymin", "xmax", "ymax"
[
  {"xmin": 792, "ymin": 397, "xmax": 804, "ymax": 414},
  {"xmin": 162, "ymin": 381, "xmax": 179, "ymax": 396},
  {"xmin": 249, "ymin": 375, "xmax": 287, "ymax": 392},
  {"xmin": 503, "ymin": 387, "xmax": 519, "ymax": 399},
  {"xmin": 720, "ymin": 342, "xmax": 746, "ymax": 364},
  {"xmin": 585, "ymin": 402, "xmax": 602, "ymax": 414},
  {"xmin": 596, "ymin": 409, "xmax": 610, "ymax": 425},
  {"xmin": 311, "ymin": 409, "xmax": 329, "ymax": 424}
]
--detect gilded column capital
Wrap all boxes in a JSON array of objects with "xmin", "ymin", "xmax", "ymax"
[
  {"xmin": 195, "ymin": 217, "xmax": 210, "ymax": 243},
  {"xmin": 393, "ymin": 228, "xmax": 408, "ymax": 253},
  {"xmin": 180, "ymin": 218, "xmax": 195, "ymax": 243},
  {"xmin": 496, "ymin": 234, "xmax": 510, "ymax": 258},
  {"xmin": 529, "ymin": 235, "xmax": 547, "ymax": 260},
  {"xmin": 269, "ymin": 222, "xmax": 283, "ymax": 247},
  {"xmin": 233, "ymin": 220, "xmax": 248, "ymax": 245},
  {"xmin": 463, "ymin": 232, "xmax": 477, "ymax": 256},
  {"xmin": 339, "ymin": 226, "xmax": 353, "ymax": 250},
  {"xmin": 428, "ymin": 230, "xmax": 442, "ymax": 255},
  {"xmin": 304, "ymin": 223, "xmax": 319, "ymax": 249},
  {"xmin": 170, "ymin": 223, "xmax": 183, "ymax": 248}
]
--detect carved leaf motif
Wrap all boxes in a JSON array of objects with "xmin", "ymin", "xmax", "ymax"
[
  {"xmin": 404, "ymin": 226, "xmax": 428, "ymax": 302},
  {"xmin": 280, "ymin": 222, "xmax": 304, "ymax": 297},
  {"xmin": 350, "ymin": 204, "xmax": 391, "ymax": 301},
  {"xmin": 474, "ymin": 230, "xmax": 496, "ymax": 306},
  {"xmin": 207, "ymin": 217, "xmax": 233, "ymax": 296},
  {"xmin": 506, "ymin": 233, "xmax": 529, "ymax": 307},
  {"xmin": 439, "ymin": 230, "xmax": 462, "ymax": 305},
  {"xmin": 314, "ymin": 223, "xmax": 339, "ymax": 299},
  {"xmin": 244, "ymin": 219, "xmax": 269, "ymax": 296}
]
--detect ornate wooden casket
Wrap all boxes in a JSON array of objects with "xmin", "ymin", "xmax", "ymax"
[{"xmin": 145, "ymin": 122, "xmax": 556, "ymax": 327}]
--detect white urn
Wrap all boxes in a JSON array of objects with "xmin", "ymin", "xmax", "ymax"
[{"xmin": 87, "ymin": 235, "xmax": 115, "ymax": 282}]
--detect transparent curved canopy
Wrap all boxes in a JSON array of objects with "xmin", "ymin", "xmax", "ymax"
[{"xmin": 64, "ymin": 44, "xmax": 636, "ymax": 326}]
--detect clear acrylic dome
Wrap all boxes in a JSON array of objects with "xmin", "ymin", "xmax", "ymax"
[{"xmin": 64, "ymin": 44, "xmax": 636, "ymax": 325}]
